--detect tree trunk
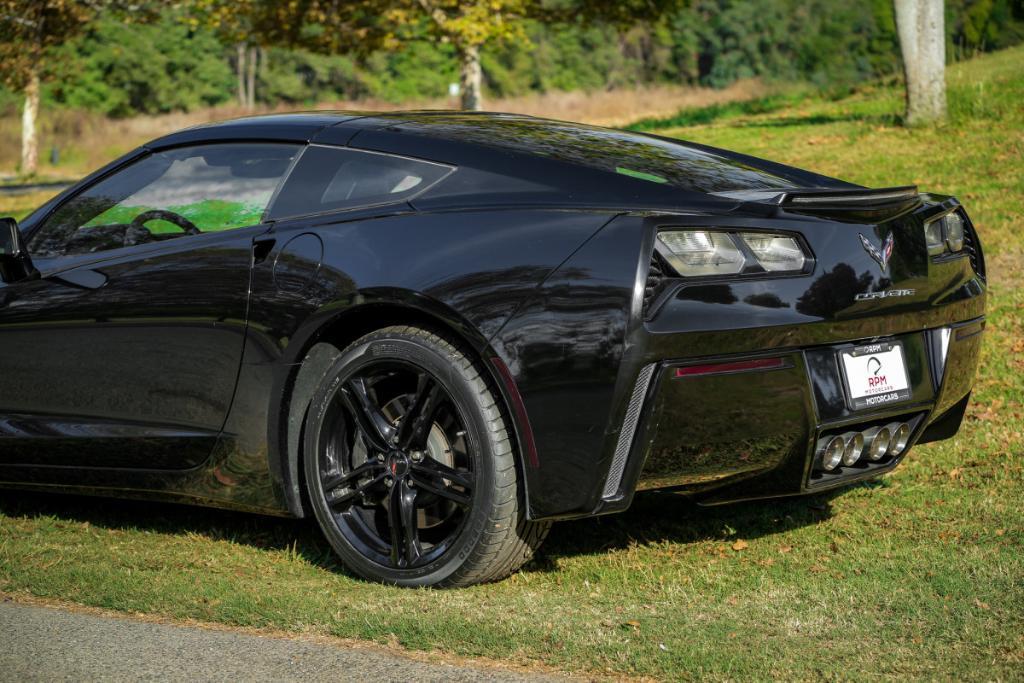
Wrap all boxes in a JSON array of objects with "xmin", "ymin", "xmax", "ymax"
[
  {"xmin": 246, "ymin": 45, "xmax": 258, "ymax": 110},
  {"xmin": 21, "ymin": 70, "xmax": 40, "ymax": 176},
  {"xmin": 458, "ymin": 45, "xmax": 483, "ymax": 111},
  {"xmin": 894, "ymin": 0, "xmax": 947, "ymax": 125},
  {"xmin": 236, "ymin": 43, "xmax": 247, "ymax": 107}
]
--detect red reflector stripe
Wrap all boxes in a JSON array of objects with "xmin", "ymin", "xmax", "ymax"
[{"xmin": 674, "ymin": 357, "xmax": 786, "ymax": 378}]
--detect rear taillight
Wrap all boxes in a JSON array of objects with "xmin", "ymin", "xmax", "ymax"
[
  {"xmin": 655, "ymin": 229, "xmax": 808, "ymax": 278},
  {"xmin": 925, "ymin": 211, "xmax": 967, "ymax": 256}
]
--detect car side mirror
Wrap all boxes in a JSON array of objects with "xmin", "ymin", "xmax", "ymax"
[{"xmin": 0, "ymin": 217, "xmax": 37, "ymax": 283}]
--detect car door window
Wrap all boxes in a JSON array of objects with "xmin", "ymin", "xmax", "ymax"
[
  {"xmin": 28, "ymin": 143, "xmax": 299, "ymax": 258},
  {"xmin": 267, "ymin": 146, "xmax": 453, "ymax": 220}
]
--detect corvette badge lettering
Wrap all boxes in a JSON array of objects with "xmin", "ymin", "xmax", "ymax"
[{"xmin": 855, "ymin": 289, "xmax": 915, "ymax": 301}]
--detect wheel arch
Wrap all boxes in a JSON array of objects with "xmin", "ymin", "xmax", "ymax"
[{"xmin": 269, "ymin": 292, "xmax": 534, "ymax": 520}]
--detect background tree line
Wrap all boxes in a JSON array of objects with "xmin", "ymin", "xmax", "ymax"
[
  {"xmin": 1, "ymin": 0, "xmax": 1021, "ymax": 174},
  {"xmin": 3, "ymin": 0, "xmax": 1019, "ymax": 119}
]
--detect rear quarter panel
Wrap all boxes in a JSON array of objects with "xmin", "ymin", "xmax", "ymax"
[{"xmin": 232, "ymin": 207, "xmax": 618, "ymax": 515}]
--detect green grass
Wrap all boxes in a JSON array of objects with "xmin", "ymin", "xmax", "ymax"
[
  {"xmin": 626, "ymin": 91, "xmax": 809, "ymax": 131},
  {"xmin": 2, "ymin": 46, "xmax": 1023, "ymax": 680},
  {"xmin": 1, "ymin": 191, "xmax": 56, "ymax": 222}
]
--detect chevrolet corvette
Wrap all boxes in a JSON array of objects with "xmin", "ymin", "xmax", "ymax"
[{"xmin": 0, "ymin": 112, "xmax": 985, "ymax": 586}]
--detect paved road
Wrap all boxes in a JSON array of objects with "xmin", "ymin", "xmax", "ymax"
[
  {"xmin": 0, "ymin": 181, "xmax": 73, "ymax": 196},
  {"xmin": 0, "ymin": 600, "xmax": 566, "ymax": 682}
]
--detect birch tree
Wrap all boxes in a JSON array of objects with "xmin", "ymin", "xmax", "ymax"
[
  {"xmin": 0, "ymin": 1, "xmax": 161, "ymax": 175},
  {"xmin": 894, "ymin": 0, "xmax": 947, "ymax": 125},
  {"xmin": 0, "ymin": 1, "xmax": 89, "ymax": 175}
]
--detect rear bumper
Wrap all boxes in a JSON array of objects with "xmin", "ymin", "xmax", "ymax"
[{"xmin": 598, "ymin": 316, "xmax": 984, "ymax": 511}]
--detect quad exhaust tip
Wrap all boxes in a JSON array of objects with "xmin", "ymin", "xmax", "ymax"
[{"xmin": 815, "ymin": 422, "xmax": 912, "ymax": 472}]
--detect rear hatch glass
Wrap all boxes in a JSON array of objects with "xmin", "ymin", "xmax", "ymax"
[{"xmin": 393, "ymin": 115, "xmax": 796, "ymax": 194}]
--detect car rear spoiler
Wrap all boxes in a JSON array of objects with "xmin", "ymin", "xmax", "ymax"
[{"xmin": 714, "ymin": 185, "xmax": 922, "ymax": 222}]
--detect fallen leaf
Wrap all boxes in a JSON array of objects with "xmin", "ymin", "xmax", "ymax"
[
  {"xmin": 779, "ymin": 544, "xmax": 794, "ymax": 554},
  {"xmin": 623, "ymin": 620, "xmax": 641, "ymax": 631},
  {"xmin": 732, "ymin": 539, "xmax": 749, "ymax": 551}
]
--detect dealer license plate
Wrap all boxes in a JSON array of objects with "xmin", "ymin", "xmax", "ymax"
[{"xmin": 839, "ymin": 341, "xmax": 911, "ymax": 410}]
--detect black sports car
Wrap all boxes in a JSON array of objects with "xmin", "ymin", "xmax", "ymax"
[{"xmin": 0, "ymin": 112, "xmax": 985, "ymax": 587}]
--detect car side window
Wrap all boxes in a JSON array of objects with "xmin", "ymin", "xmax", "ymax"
[
  {"xmin": 28, "ymin": 143, "xmax": 299, "ymax": 258},
  {"xmin": 266, "ymin": 146, "xmax": 453, "ymax": 220}
]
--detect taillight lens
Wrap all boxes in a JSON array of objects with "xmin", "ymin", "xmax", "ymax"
[
  {"xmin": 924, "ymin": 211, "xmax": 966, "ymax": 256},
  {"xmin": 739, "ymin": 233, "xmax": 806, "ymax": 272},
  {"xmin": 943, "ymin": 212, "xmax": 965, "ymax": 251},
  {"xmin": 656, "ymin": 230, "xmax": 745, "ymax": 277},
  {"xmin": 924, "ymin": 219, "xmax": 945, "ymax": 255},
  {"xmin": 656, "ymin": 229, "xmax": 807, "ymax": 277}
]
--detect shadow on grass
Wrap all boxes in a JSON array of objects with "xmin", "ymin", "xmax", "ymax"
[
  {"xmin": 729, "ymin": 112, "xmax": 899, "ymax": 128},
  {"xmin": 0, "ymin": 480, "xmax": 866, "ymax": 580},
  {"xmin": 530, "ymin": 486, "xmax": 855, "ymax": 572},
  {"xmin": 625, "ymin": 91, "xmax": 900, "ymax": 132},
  {"xmin": 0, "ymin": 488, "xmax": 343, "ymax": 571}
]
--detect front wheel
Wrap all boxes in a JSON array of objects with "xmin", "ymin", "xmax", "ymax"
[{"xmin": 302, "ymin": 325, "xmax": 549, "ymax": 587}]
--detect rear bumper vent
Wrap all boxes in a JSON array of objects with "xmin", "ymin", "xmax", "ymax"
[
  {"xmin": 961, "ymin": 210, "xmax": 986, "ymax": 280},
  {"xmin": 642, "ymin": 250, "xmax": 670, "ymax": 319}
]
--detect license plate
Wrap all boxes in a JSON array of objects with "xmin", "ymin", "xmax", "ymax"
[{"xmin": 839, "ymin": 341, "xmax": 911, "ymax": 410}]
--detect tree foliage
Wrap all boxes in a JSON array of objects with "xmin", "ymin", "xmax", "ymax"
[
  {"xmin": 48, "ymin": 15, "xmax": 233, "ymax": 117},
  {"xmin": 4, "ymin": 0, "xmax": 1022, "ymax": 117},
  {"xmin": 0, "ymin": 0, "xmax": 92, "ymax": 90}
]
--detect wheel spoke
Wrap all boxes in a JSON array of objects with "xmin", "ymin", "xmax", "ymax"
[
  {"xmin": 325, "ymin": 470, "xmax": 388, "ymax": 508},
  {"xmin": 412, "ymin": 457, "xmax": 475, "ymax": 491},
  {"xmin": 398, "ymin": 372, "xmax": 442, "ymax": 450},
  {"xmin": 409, "ymin": 471, "xmax": 471, "ymax": 507},
  {"xmin": 321, "ymin": 460, "xmax": 381, "ymax": 492},
  {"xmin": 339, "ymin": 377, "xmax": 396, "ymax": 452},
  {"xmin": 399, "ymin": 481, "xmax": 421, "ymax": 565},
  {"xmin": 388, "ymin": 480, "xmax": 421, "ymax": 567}
]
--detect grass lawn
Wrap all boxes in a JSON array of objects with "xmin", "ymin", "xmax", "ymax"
[{"xmin": 1, "ymin": 47, "xmax": 1022, "ymax": 680}]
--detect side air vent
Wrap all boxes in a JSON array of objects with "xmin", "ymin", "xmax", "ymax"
[
  {"xmin": 642, "ymin": 250, "xmax": 670, "ymax": 319},
  {"xmin": 602, "ymin": 363, "xmax": 656, "ymax": 499},
  {"xmin": 960, "ymin": 211, "xmax": 986, "ymax": 280}
]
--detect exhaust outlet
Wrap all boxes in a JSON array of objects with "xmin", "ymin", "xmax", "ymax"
[
  {"xmin": 862, "ymin": 426, "xmax": 892, "ymax": 461},
  {"xmin": 887, "ymin": 422, "xmax": 911, "ymax": 456}
]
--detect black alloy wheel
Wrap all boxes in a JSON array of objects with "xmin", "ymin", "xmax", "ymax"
[{"xmin": 303, "ymin": 325, "xmax": 550, "ymax": 587}]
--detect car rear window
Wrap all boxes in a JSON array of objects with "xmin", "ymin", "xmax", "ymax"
[
  {"xmin": 389, "ymin": 115, "xmax": 796, "ymax": 194},
  {"xmin": 268, "ymin": 146, "xmax": 453, "ymax": 220}
]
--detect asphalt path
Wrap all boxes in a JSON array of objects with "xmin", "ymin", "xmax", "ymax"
[
  {"xmin": 0, "ymin": 181, "xmax": 73, "ymax": 196},
  {"xmin": 0, "ymin": 600, "xmax": 568, "ymax": 682}
]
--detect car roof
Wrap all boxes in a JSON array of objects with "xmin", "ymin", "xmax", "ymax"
[{"xmin": 145, "ymin": 111, "xmax": 851, "ymax": 209}]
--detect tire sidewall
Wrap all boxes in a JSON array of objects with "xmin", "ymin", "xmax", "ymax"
[{"xmin": 303, "ymin": 331, "xmax": 500, "ymax": 587}]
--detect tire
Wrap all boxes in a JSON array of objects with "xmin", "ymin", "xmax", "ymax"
[{"xmin": 302, "ymin": 325, "xmax": 550, "ymax": 587}]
